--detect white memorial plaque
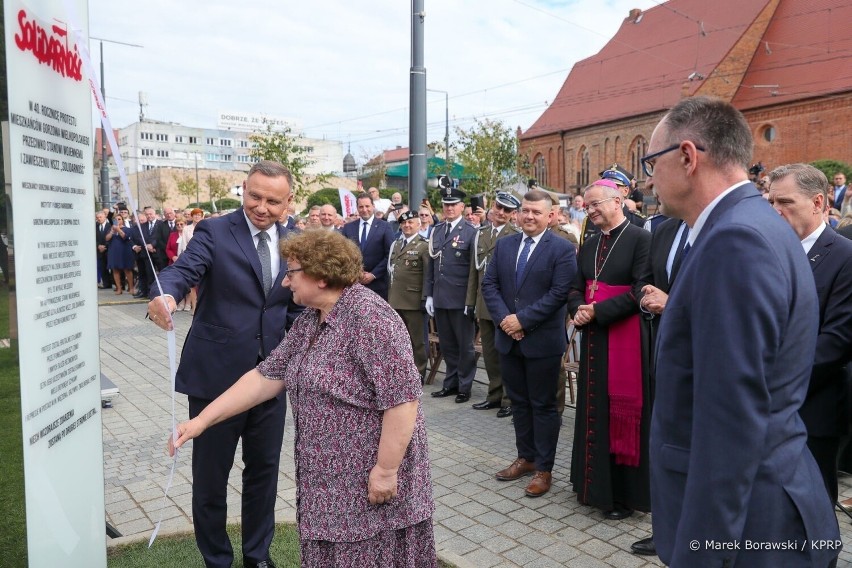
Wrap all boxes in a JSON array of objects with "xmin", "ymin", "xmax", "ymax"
[{"xmin": 4, "ymin": 0, "xmax": 107, "ymax": 565}]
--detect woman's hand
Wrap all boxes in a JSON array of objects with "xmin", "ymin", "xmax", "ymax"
[
  {"xmin": 368, "ymin": 464, "xmax": 398, "ymax": 505},
  {"xmin": 167, "ymin": 418, "xmax": 207, "ymax": 456}
]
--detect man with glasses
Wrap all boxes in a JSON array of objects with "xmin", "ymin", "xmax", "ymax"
[
  {"xmin": 580, "ymin": 166, "xmax": 645, "ymax": 245},
  {"xmin": 567, "ymin": 177, "xmax": 652, "ymax": 521},
  {"xmin": 417, "ymin": 207, "xmax": 435, "ymax": 238},
  {"xmin": 466, "ymin": 192, "xmax": 522, "ymax": 417},
  {"xmin": 646, "ymin": 96, "xmax": 839, "ymax": 568}
]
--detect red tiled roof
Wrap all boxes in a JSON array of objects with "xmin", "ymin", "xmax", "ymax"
[
  {"xmin": 522, "ymin": 0, "xmax": 771, "ymax": 138},
  {"xmin": 734, "ymin": 0, "xmax": 852, "ymax": 109},
  {"xmin": 384, "ymin": 147, "xmax": 409, "ymax": 163}
]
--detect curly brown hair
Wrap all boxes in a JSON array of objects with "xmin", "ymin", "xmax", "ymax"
[{"xmin": 279, "ymin": 230, "xmax": 363, "ymax": 289}]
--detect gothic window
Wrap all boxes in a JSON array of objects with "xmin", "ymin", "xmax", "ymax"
[{"xmin": 534, "ymin": 154, "xmax": 548, "ymax": 187}]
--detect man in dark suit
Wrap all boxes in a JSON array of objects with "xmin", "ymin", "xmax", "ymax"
[
  {"xmin": 629, "ymin": 216, "xmax": 689, "ymax": 556},
  {"xmin": 132, "ymin": 206, "xmax": 170, "ymax": 298},
  {"xmin": 147, "ymin": 160, "xmax": 300, "ymax": 568},
  {"xmin": 467, "ymin": 192, "xmax": 521, "ymax": 417},
  {"xmin": 95, "ymin": 210, "xmax": 111, "ymax": 289},
  {"xmin": 341, "ymin": 193, "xmax": 395, "ymax": 299},
  {"xmin": 425, "ymin": 183, "xmax": 479, "ymax": 403},
  {"xmin": 647, "ymin": 96, "xmax": 840, "ymax": 567},
  {"xmin": 768, "ymin": 163, "xmax": 852, "ymax": 505},
  {"xmin": 831, "ymin": 172, "xmax": 847, "ymax": 211},
  {"xmin": 482, "ymin": 189, "xmax": 577, "ymax": 497}
]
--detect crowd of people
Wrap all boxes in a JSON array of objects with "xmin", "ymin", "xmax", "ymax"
[
  {"xmin": 95, "ymin": 203, "xmax": 220, "ymax": 311},
  {"xmin": 94, "ymin": 96, "xmax": 851, "ymax": 567}
]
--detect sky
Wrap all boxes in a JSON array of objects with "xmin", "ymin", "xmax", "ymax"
[{"xmin": 87, "ymin": 0, "xmax": 660, "ymax": 164}]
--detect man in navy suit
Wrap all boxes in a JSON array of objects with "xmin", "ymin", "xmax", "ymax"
[
  {"xmin": 646, "ymin": 96, "xmax": 840, "ymax": 567},
  {"xmin": 481, "ymin": 189, "xmax": 577, "ymax": 497},
  {"xmin": 341, "ymin": 193, "xmax": 395, "ymax": 299},
  {"xmin": 147, "ymin": 160, "xmax": 300, "ymax": 568},
  {"xmin": 831, "ymin": 172, "xmax": 847, "ymax": 211},
  {"xmin": 768, "ymin": 163, "xmax": 852, "ymax": 505}
]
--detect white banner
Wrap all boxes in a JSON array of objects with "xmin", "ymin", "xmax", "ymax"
[
  {"xmin": 339, "ymin": 187, "xmax": 358, "ymax": 217},
  {"xmin": 5, "ymin": 0, "xmax": 106, "ymax": 565}
]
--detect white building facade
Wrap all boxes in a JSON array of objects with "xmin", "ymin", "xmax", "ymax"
[{"xmin": 116, "ymin": 116, "xmax": 344, "ymax": 176}]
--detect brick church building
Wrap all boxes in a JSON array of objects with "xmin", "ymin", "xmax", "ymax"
[{"xmin": 519, "ymin": 0, "xmax": 852, "ymax": 197}]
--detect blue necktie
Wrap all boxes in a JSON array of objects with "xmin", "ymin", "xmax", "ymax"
[
  {"xmin": 360, "ymin": 221, "xmax": 368, "ymax": 249},
  {"xmin": 669, "ymin": 225, "xmax": 690, "ymax": 286},
  {"xmin": 515, "ymin": 236, "xmax": 534, "ymax": 287}
]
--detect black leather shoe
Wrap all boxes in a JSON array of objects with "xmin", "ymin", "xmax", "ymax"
[
  {"xmin": 472, "ymin": 400, "xmax": 500, "ymax": 410},
  {"xmin": 496, "ymin": 406, "xmax": 513, "ymax": 418},
  {"xmin": 603, "ymin": 507, "xmax": 634, "ymax": 520},
  {"xmin": 132, "ymin": 291, "xmax": 147, "ymax": 299},
  {"xmin": 631, "ymin": 536, "xmax": 656, "ymax": 556},
  {"xmin": 431, "ymin": 388, "xmax": 458, "ymax": 398},
  {"xmin": 244, "ymin": 559, "xmax": 277, "ymax": 568},
  {"xmin": 455, "ymin": 393, "xmax": 470, "ymax": 403}
]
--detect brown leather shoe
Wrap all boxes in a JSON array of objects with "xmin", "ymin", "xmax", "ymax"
[
  {"xmin": 495, "ymin": 458, "xmax": 536, "ymax": 481},
  {"xmin": 524, "ymin": 471, "xmax": 552, "ymax": 497}
]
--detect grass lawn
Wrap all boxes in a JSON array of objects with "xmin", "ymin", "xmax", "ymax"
[
  {"xmin": 109, "ymin": 523, "xmax": 300, "ymax": 567},
  {"xmin": 109, "ymin": 523, "xmax": 455, "ymax": 567},
  {"xmin": 0, "ymin": 333, "xmax": 26, "ymax": 565}
]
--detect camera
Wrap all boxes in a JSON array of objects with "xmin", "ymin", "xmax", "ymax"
[{"xmin": 469, "ymin": 195, "xmax": 483, "ymax": 211}]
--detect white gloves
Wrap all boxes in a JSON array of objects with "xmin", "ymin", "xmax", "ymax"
[{"xmin": 425, "ymin": 296, "xmax": 434, "ymax": 317}]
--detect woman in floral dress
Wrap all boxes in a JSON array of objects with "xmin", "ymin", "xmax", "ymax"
[{"xmin": 170, "ymin": 230, "xmax": 436, "ymax": 567}]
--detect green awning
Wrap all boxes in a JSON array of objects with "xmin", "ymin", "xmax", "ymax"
[{"xmin": 385, "ymin": 157, "xmax": 473, "ymax": 179}]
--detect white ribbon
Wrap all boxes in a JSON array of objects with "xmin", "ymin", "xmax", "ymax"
[{"xmin": 62, "ymin": 0, "xmax": 179, "ymax": 547}]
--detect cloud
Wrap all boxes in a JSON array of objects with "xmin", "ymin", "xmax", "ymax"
[{"xmin": 88, "ymin": 0, "xmax": 659, "ymax": 159}]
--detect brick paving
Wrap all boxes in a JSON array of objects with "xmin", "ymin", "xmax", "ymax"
[{"xmin": 98, "ymin": 290, "xmax": 852, "ymax": 567}]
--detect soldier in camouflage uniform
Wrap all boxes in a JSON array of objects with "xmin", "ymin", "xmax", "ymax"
[
  {"xmin": 466, "ymin": 192, "xmax": 522, "ymax": 417},
  {"xmin": 387, "ymin": 210, "xmax": 431, "ymax": 380}
]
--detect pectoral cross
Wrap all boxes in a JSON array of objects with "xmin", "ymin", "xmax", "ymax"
[{"xmin": 589, "ymin": 279, "xmax": 599, "ymax": 300}]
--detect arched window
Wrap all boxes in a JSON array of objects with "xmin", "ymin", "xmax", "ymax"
[
  {"xmin": 576, "ymin": 147, "xmax": 590, "ymax": 188},
  {"xmin": 534, "ymin": 154, "xmax": 548, "ymax": 187},
  {"xmin": 630, "ymin": 136, "xmax": 648, "ymax": 182}
]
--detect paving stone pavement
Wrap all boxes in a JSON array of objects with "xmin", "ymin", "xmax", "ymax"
[{"xmin": 98, "ymin": 291, "xmax": 852, "ymax": 567}]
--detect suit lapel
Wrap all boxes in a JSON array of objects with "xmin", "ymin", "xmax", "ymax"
[
  {"xmin": 269, "ymin": 222, "xmax": 288, "ymax": 298},
  {"xmin": 230, "ymin": 213, "xmax": 265, "ymax": 291},
  {"xmin": 808, "ymin": 226, "xmax": 833, "ymax": 272}
]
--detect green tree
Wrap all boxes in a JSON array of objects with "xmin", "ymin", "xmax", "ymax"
[
  {"xmin": 173, "ymin": 172, "xmax": 199, "ymax": 206},
  {"xmin": 360, "ymin": 150, "xmax": 386, "ymax": 191},
  {"xmin": 249, "ymin": 126, "xmax": 331, "ymax": 202},
  {"xmin": 305, "ymin": 188, "xmax": 343, "ymax": 212},
  {"xmin": 150, "ymin": 184, "xmax": 169, "ymax": 211},
  {"xmin": 811, "ymin": 160, "xmax": 852, "ymax": 185},
  {"xmin": 206, "ymin": 174, "xmax": 230, "ymax": 211},
  {"xmin": 454, "ymin": 118, "xmax": 521, "ymax": 198}
]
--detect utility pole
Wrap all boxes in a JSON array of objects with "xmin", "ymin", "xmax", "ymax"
[
  {"xmin": 194, "ymin": 153, "xmax": 199, "ymax": 206},
  {"xmin": 408, "ymin": 0, "xmax": 427, "ymax": 207},
  {"xmin": 91, "ymin": 37, "xmax": 143, "ymax": 210},
  {"xmin": 427, "ymin": 88, "xmax": 449, "ymax": 165}
]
